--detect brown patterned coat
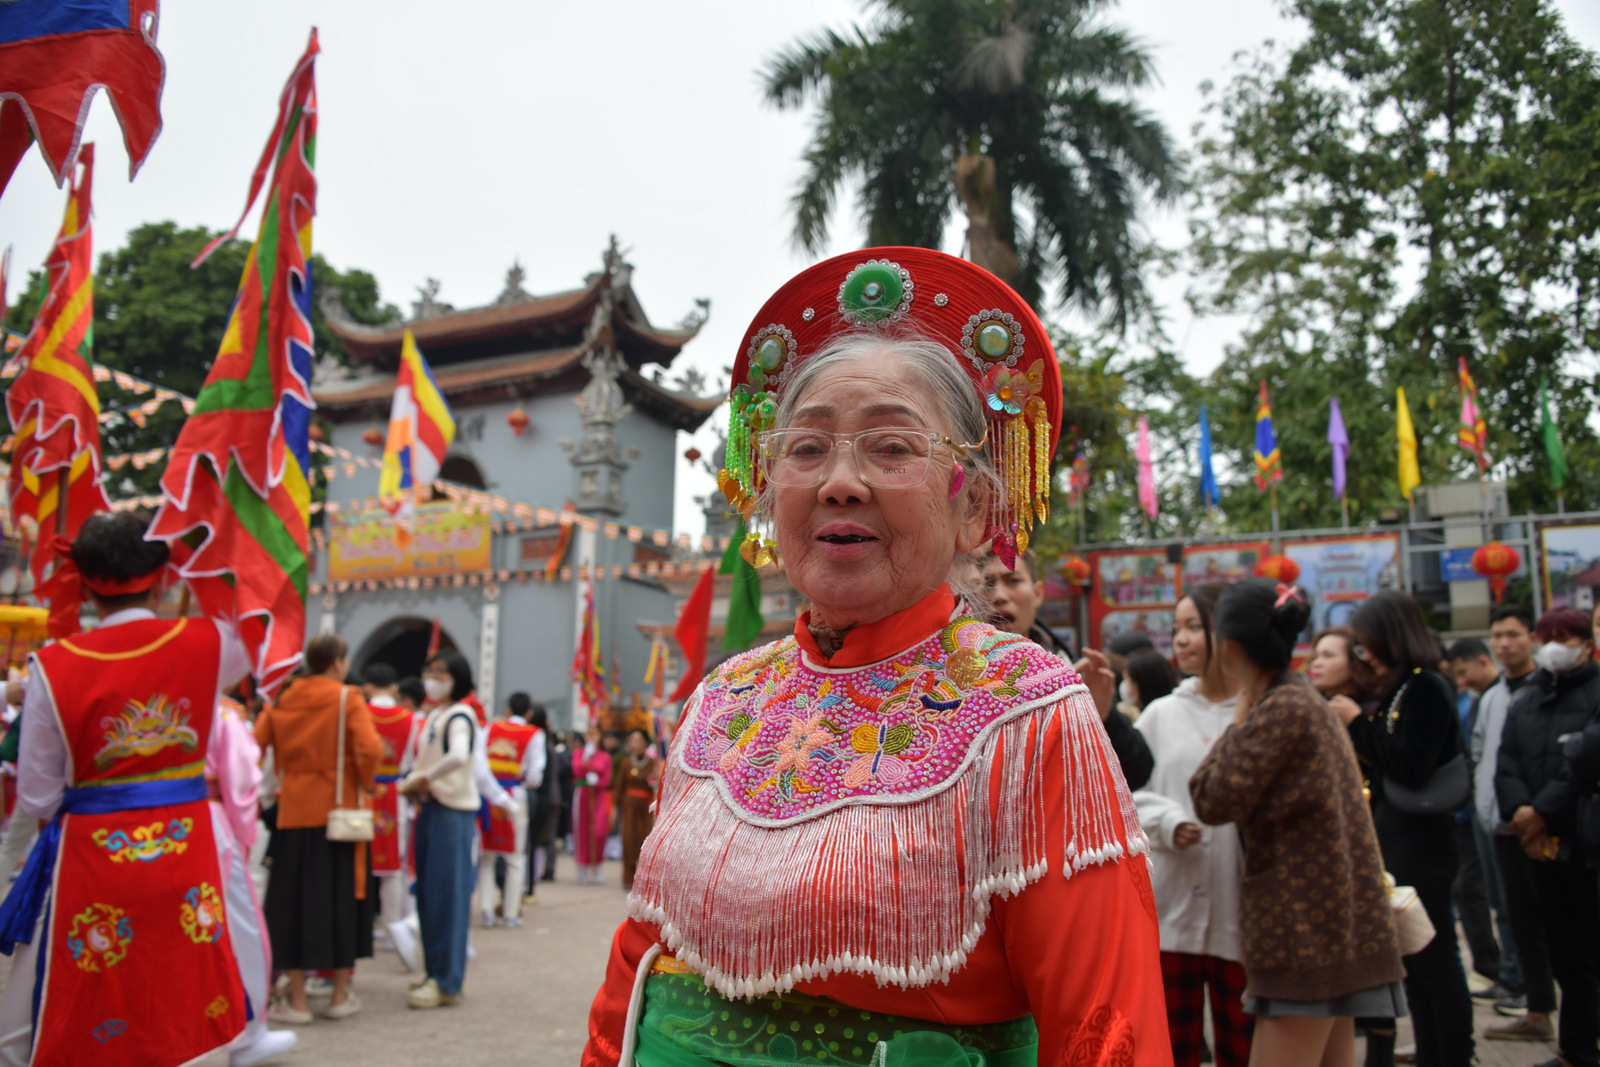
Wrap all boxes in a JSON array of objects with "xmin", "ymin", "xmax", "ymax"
[{"xmin": 1189, "ymin": 678, "xmax": 1405, "ymax": 1002}]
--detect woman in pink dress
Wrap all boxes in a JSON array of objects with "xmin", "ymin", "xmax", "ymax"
[{"xmin": 571, "ymin": 724, "xmax": 613, "ymax": 884}]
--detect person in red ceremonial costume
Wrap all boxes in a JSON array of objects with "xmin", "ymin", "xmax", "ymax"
[
  {"xmin": 0, "ymin": 511, "xmax": 252, "ymax": 1066},
  {"xmin": 584, "ymin": 249, "xmax": 1167, "ymax": 1067},
  {"xmin": 478, "ymin": 693, "xmax": 545, "ymax": 927},
  {"xmin": 363, "ymin": 662, "xmax": 419, "ymax": 935},
  {"xmin": 572, "ymin": 723, "xmax": 614, "ymax": 886}
]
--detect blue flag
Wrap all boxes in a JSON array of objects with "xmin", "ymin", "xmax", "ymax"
[{"xmin": 1199, "ymin": 405, "xmax": 1219, "ymax": 507}]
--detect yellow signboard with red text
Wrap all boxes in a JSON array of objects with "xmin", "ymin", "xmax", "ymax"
[{"xmin": 327, "ymin": 501, "xmax": 491, "ymax": 582}]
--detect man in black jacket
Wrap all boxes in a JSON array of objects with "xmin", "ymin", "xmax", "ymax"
[
  {"xmin": 1494, "ymin": 608, "xmax": 1600, "ymax": 1065},
  {"xmin": 974, "ymin": 547, "xmax": 1155, "ymax": 790}
]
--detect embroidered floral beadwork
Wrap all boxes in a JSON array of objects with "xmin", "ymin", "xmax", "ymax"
[{"xmin": 630, "ymin": 616, "xmax": 1150, "ymax": 1001}]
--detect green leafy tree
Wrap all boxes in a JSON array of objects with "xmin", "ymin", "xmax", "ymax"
[
  {"xmin": 763, "ymin": 0, "xmax": 1180, "ymax": 326},
  {"xmin": 4, "ymin": 221, "xmax": 395, "ymax": 498},
  {"xmin": 1188, "ymin": 0, "xmax": 1600, "ymax": 527}
]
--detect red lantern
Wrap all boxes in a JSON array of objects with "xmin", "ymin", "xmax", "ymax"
[
  {"xmin": 1471, "ymin": 542, "xmax": 1521, "ymax": 603},
  {"xmin": 507, "ymin": 406, "xmax": 531, "ymax": 436},
  {"xmin": 1062, "ymin": 554, "xmax": 1091, "ymax": 587},
  {"xmin": 361, "ymin": 425, "xmax": 384, "ymax": 448},
  {"xmin": 685, "ymin": 447, "xmax": 703, "ymax": 463},
  {"xmin": 1256, "ymin": 555, "xmax": 1301, "ymax": 584}
]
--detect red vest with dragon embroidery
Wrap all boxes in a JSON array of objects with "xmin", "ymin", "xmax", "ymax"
[{"xmin": 482, "ymin": 721, "xmax": 539, "ymax": 854}]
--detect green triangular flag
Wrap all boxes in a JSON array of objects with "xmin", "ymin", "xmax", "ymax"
[
  {"xmin": 1540, "ymin": 376, "xmax": 1568, "ymax": 491},
  {"xmin": 720, "ymin": 519, "xmax": 764, "ymax": 652}
]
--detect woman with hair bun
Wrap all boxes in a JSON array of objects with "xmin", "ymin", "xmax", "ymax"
[{"xmin": 1191, "ymin": 579, "xmax": 1406, "ymax": 1067}]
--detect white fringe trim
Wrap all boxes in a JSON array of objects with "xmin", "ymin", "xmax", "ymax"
[{"xmin": 629, "ymin": 688, "xmax": 1147, "ymax": 1000}]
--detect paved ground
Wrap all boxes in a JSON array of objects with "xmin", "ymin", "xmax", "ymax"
[
  {"xmin": 0, "ymin": 857, "xmax": 1569, "ymax": 1066},
  {"xmin": 196, "ymin": 859, "xmax": 631, "ymax": 1066}
]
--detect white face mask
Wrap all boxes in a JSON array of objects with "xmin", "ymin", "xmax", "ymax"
[
  {"xmin": 1535, "ymin": 641, "xmax": 1589, "ymax": 675},
  {"xmin": 1119, "ymin": 679, "xmax": 1138, "ymax": 706},
  {"xmin": 422, "ymin": 677, "xmax": 453, "ymax": 703}
]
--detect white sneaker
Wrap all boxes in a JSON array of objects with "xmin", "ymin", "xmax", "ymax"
[
  {"xmin": 265, "ymin": 1002, "xmax": 313, "ymax": 1026},
  {"xmin": 388, "ymin": 916, "xmax": 421, "ymax": 973},
  {"xmin": 502, "ymin": 916, "xmax": 523, "ymax": 929},
  {"xmin": 407, "ymin": 978, "xmax": 442, "ymax": 1009},
  {"xmin": 230, "ymin": 1028, "xmax": 297, "ymax": 1067},
  {"xmin": 323, "ymin": 993, "xmax": 361, "ymax": 1020},
  {"xmin": 481, "ymin": 911, "xmax": 497, "ymax": 928}
]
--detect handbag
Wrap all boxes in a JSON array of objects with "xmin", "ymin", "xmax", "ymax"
[
  {"xmin": 326, "ymin": 686, "xmax": 375, "ymax": 843},
  {"xmin": 1385, "ymin": 873, "xmax": 1437, "ymax": 955},
  {"xmin": 1380, "ymin": 673, "xmax": 1472, "ymax": 816}
]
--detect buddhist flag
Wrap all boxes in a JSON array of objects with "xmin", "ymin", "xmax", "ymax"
[
  {"xmin": 1328, "ymin": 398, "xmax": 1349, "ymax": 501},
  {"xmin": 1136, "ymin": 416, "xmax": 1157, "ymax": 521},
  {"xmin": 1198, "ymin": 406, "xmax": 1218, "ymax": 508},
  {"xmin": 5, "ymin": 144, "xmax": 109, "ymax": 572},
  {"xmin": 1457, "ymin": 358, "xmax": 1488, "ymax": 470},
  {"xmin": 1253, "ymin": 381, "xmax": 1282, "ymax": 491},
  {"xmin": 1397, "ymin": 386, "xmax": 1421, "ymax": 501},
  {"xmin": 148, "ymin": 32, "xmax": 319, "ymax": 695},
  {"xmin": 1540, "ymin": 376, "xmax": 1567, "ymax": 492},
  {"xmin": 378, "ymin": 328, "xmax": 455, "ymax": 544}
]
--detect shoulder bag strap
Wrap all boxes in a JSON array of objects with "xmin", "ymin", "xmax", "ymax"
[{"xmin": 334, "ymin": 685, "xmax": 347, "ymax": 807}]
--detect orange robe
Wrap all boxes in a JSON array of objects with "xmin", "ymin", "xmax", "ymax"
[{"xmin": 584, "ymin": 590, "xmax": 1171, "ymax": 1066}]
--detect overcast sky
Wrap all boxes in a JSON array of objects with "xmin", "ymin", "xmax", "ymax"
[{"xmin": 2, "ymin": 0, "xmax": 1596, "ymax": 535}]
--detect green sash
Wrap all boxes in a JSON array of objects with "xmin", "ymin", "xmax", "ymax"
[{"xmin": 635, "ymin": 973, "xmax": 1038, "ymax": 1067}]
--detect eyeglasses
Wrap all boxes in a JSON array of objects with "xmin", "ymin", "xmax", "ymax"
[{"xmin": 758, "ymin": 428, "xmax": 981, "ymax": 489}]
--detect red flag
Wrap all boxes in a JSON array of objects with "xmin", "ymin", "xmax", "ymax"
[
  {"xmin": 669, "ymin": 566, "xmax": 715, "ymax": 703},
  {"xmin": 0, "ymin": 0, "xmax": 165, "ymax": 196},
  {"xmin": 6, "ymin": 145, "xmax": 109, "ymax": 571}
]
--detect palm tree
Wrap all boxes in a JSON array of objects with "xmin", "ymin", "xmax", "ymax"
[{"xmin": 763, "ymin": 0, "xmax": 1179, "ymax": 327}]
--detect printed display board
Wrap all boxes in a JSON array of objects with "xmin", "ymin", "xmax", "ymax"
[
  {"xmin": 328, "ymin": 501, "xmax": 492, "ymax": 582},
  {"xmin": 1087, "ymin": 549, "xmax": 1179, "ymax": 656},
  {"xmin": 1182, "ymin": 542, "xmax": 1270, "ymax": 588},
  {"xmin": 1282, "ymin": 534, "xmax": 1400, "ymax": 647},
  {"xmin": 1541, "ymin": 523, "xmax": 1600, "ymax": 613}
]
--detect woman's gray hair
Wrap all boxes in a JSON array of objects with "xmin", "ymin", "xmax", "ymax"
[{"xmin": 767, "ymin": 330, "xmax": 1001, "ymax": 603}]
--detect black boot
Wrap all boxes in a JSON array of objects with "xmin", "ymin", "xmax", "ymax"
[{"xmin": 1364, "ymin": 1029, "xmax": 1395, "ymax": 1067}]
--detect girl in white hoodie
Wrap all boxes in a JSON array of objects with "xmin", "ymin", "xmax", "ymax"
[{"xmin": 1133, "ymin": 583, "xmax": 1253, "ymax": 1067}]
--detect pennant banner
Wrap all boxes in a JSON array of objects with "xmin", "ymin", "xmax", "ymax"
[
  {"xmin": 0, "ymin": 0, "xmax": 165, "ymax": 196},
  {"xmin": 1253, "ymin": 381, "xmax": 1282, "ymax": 492},
  {"xmin": 148, "ymin": 31, "xmax": 320, "ymax": 695},
  {"xmin": 1457, "ymin": 357, "xmax": 1488, "ymax": 470}
]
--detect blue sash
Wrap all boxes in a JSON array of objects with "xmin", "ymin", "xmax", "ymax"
[
  {"xmin": 374, "ymin": 773, "xmax": 403, "ymax": 784},
  {"xmin": 0, "ymin": 776, "xmax": 208, "ymax": 954}
]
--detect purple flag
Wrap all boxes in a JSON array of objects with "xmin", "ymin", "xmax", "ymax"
[{"xmin": 1328, "ymin": 398, "xmax": 1349, "ymax": 499}]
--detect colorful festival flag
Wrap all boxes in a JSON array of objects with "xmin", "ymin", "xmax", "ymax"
[
  {"xmin": 1540, "ymin": 376, "xmax": 1567, "ymax": 492},
  {"xmin": 669, "ymin": 565, "xmax": 715, "ymax": 703},
  {"xmin": 0, "ymin": 0, "xmax": 166, "ymax": 196},
  {"xmin": 148, "ymin": 32, "xmax": 319, "ymax": 695},
  {"xmin": 0, "ymin": 244, "xmax": 10, "ymax": 322},
  {"xmin": 1198, "ymin": 405, "xmax": 1218, "ymax": 508},
  {"xmin": 5, "ymin": 144, "xmax": 109, "ymax": 574},
  {"xmin": 1136, "ymin": 416, "xmax": 1157, "ymax": 522},
  {"xmin": 570, "ymin": 572, "xmax": 607, "ymax": 721},
  {"xmin": 378, "ymin": 328, "xmax": 456, "ymax": 544},
  {"xmin": 721, "ymin": 518, "xmax": 764, "ymax": 652},
  {"xmin": 1396, "ymin": 386, "xmax": 1421, "ymax": 501},
  {"xmin": 1457, "ymin": 358, "xmax": 1488, "ymax": 470},
  {"xmin": 1253, "ymin": 381, "xmax": 1282, "ymax": 491},
  {"xmin": 1328, "ymin": 398, "xmax": 1349, "ymax": 500}
]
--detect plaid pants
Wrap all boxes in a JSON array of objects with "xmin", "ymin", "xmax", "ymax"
[{"xmin": 1160, "ymin": 951, "xmax": 1254, "ymax": 1067}]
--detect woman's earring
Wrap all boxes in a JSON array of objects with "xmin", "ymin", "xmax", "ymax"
[{"xmin": 949, "ymin": 463, "xmax": 966, "ymax": 499}]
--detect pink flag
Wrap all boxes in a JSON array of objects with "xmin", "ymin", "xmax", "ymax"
[{"xmin": 1136, "ymin": 416, "xmax": 1158, "ymax": 521}]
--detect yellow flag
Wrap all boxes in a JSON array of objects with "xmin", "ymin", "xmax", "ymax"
[{"xmin": 1397, "ymin": 386, "xmax": 1421, "ymax": 500}]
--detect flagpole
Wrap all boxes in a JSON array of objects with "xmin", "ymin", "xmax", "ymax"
[
  {"xmin": 1557, "ymin": 490, "xmax": 1566, "ymax": 515},
  {"xmin": 1270, "ymin": 483, "xmax": 1281, "ymax": 551},
  {"xmin": 1340, "ymin": 495, "xmax": 1349, "ymax": 530}
]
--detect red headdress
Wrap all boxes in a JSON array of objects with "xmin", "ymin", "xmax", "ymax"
[{"xmin": 720, "ymin": 248, "xmax": 1061, "ymax": 566}]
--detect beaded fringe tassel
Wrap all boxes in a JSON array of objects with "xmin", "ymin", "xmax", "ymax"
[{"xmin": 628, "ymin": 687, "xmax": 1148, "ymax": 1001}]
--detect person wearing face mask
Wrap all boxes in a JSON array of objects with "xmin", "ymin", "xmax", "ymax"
[
  {"xmin": 1492, "ymin": 608, "xmax": 1600, "ymax": 1067},
  {"xmin": 1132, "ymin": 583, "xmax": 1253, "ymax": 1067},
  {"xmin": 399, "ymin": 650, "xmax": 498, "ymax": 1010},
  {"xmin": 1121, "ymin": 649, "xmax": 1177, "ymax": 720}
]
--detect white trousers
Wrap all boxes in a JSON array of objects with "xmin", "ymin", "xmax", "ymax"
[
  {"xmin": 0, "ymin": 908, "xmax": 40, "ymax": 1066},
  {"xmin": 220, "ymin": 829, "xmax": 272, "ymax": 1048},
  {"xmin": 477, "ymin": 795, "xmax": 527, "ymax": 921},
  {"xmin": 377, "ymin": 871, "xmax": 411, "ymax": 929},
  {"xmin": 0, "ymin": 816, "xmax": 36, "ymax": 900}
]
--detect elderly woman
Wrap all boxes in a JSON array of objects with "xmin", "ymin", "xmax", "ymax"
[{"xmin": 584, "ymin": 249, "xmax": 1163, "ymax": 1067}]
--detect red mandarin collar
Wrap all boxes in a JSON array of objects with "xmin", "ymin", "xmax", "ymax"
[{"xmin": 793, "ymin": 585, "xmax": 957, "ymax": 668}]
